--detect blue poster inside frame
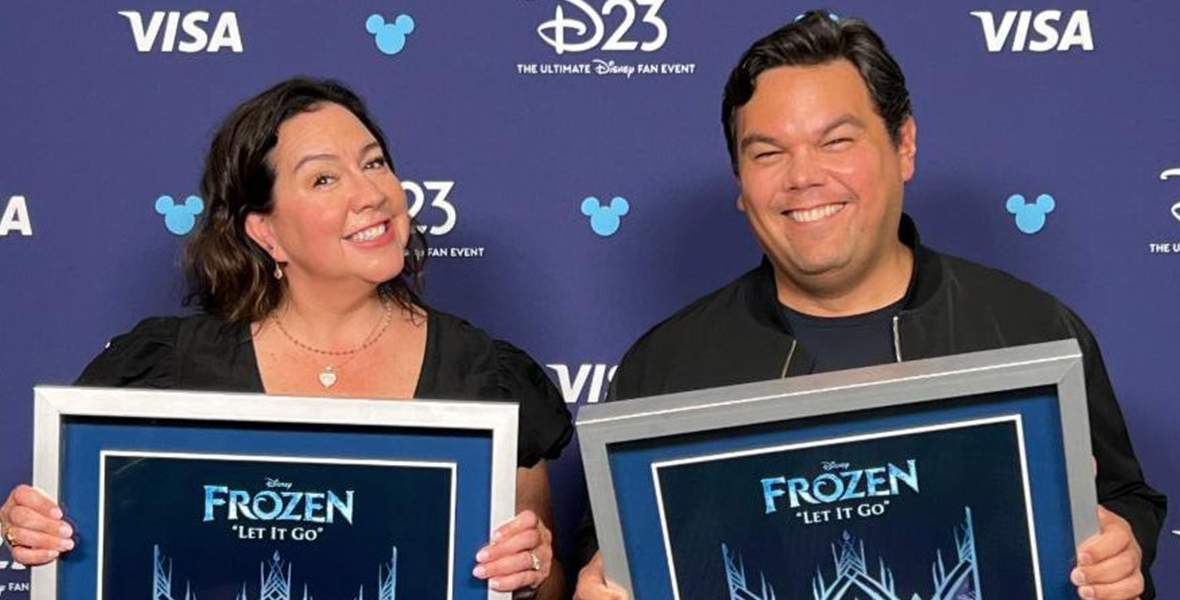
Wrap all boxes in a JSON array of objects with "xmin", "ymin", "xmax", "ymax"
[
  {"xmin": 607, "ymin": 388, "xmax": 1073, "ymax": 600},
  {"xmin": 31, "ymin": 387, "xmax": 519, "ymax": 600}
]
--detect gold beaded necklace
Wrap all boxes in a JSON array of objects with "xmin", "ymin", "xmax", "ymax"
[{"xmin": 274, "ymin": 301, "xmax": 393, "ymax": 388}]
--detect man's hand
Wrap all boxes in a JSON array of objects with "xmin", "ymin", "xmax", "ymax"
[
  {"xmin": 574, "ymin": 552, "xmax": 630, "ymax": 600},
  {"xmin": 1071, "ymin": 506, "xmax": 1143, "ymax": 600}
]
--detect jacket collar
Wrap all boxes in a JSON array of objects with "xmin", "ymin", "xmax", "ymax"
[{"xmin": 899, "ymin": 214, "xmax": 943, "ymax": 312}]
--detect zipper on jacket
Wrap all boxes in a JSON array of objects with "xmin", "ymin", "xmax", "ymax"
[
  {"xmin": 780, "ymin": 339, "xmax": 798, "ymax": 378},
  {"xmin": 891, "ymin": 315, "xmax": 903, "ymax": 362}
]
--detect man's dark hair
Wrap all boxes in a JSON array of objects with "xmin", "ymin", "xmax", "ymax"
[
  {"xmin": 184, "ymin": 77, "xmax": 427, "ymax": 324},
  {"xmin": 721, "ymin": 9, "xmax": 912, "ymax": 174}
]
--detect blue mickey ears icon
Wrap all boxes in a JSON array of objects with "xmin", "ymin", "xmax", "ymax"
[
  {"xmin": 794, "ymin": 11, "xmax": 840, "ymax": 22},
  {"xmin": 156, "ymin": 195, "xmax": 204, "ymax": 236},
  {"xmin": 1006, "ymin": 193, "xmax": 1055, "ymax": 235},
  {"xmin": 1005, "ymin": 193, "xmax": 1055, "ymax": 215},
  {"xmin": 581, "ymin": 196, "xmax": 630, "ymax": 237},
  {"xmin": 580, "ymin": 198, "xmax": 597, "ymax": 215},
  {"xmin": 607, "ymin": 196, "xmax": 629, "ymax": 217},
  {"xmin": 366, "ymin": 13, "xmax": 415, "ymax": 56},
  {"xmin": 1035, "ymin": 194, "xmax": 1055, "ymax": 213}
]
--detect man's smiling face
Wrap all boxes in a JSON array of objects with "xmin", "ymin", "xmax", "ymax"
[{"xmin": 734, "ymin": 59, "xmax": 916, "ymax": 291}]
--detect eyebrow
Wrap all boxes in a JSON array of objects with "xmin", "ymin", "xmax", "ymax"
[
  {"xmin": 818, "ymin": 115, "xmax": 866, "ymax": 137},
  {"xmin": 292, "ymin": 142, "xmax": 383, "ymax": 173},
  {"xmin": 293, "ymin": 153, "xmax": 337, "ymax": 173},
  {"xmin": 738, "ymin": 133, "xmax": 782, "ymax": 153},
  {"xmin": 738, "ymin": 115, "xmax": 868, "ymax": 153},
  {"xmin": 359, "ymin": 141, "xmax": 382, "ymax": 158}
]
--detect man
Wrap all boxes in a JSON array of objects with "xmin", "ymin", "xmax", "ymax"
[{"xmin": 574, "ymin": 10, "xmax": 1165, "ymax": 600}]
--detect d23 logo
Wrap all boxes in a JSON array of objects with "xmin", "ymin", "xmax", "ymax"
[
  {"xmin": 402, "ymin": 181, "xmax": 456, "ymax": 235},
  {"xmin": 1161, "ymin": 168, "xmax": 1180, "ymax": 224},
  {"xmin": 118, "ymin": 11, "xmax": 243, "ymax": 53},
  {"xmin": 537, "ymin": 0, "xmax": 667, "ymax": 55}
]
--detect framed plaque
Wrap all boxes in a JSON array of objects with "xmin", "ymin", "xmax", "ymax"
[
  {"xmin": 31, "ymin": 386, "xmax": 518, "ymax": 600},
  {"xmin": 578, "ymin": 340, "xmax": 1097, "ymax": 600}
]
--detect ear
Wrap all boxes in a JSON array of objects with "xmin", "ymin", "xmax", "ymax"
[
  {"xmin": 1035, "ymin": 194, "xmax": 1056, "ymax": 214},
  {"xmin": 1006, "ymin": 195, "xmax": 1026, "ymax": 215},
  {"xmin": 244, "ymin": 212, "xmax": 287, "ymax": 262},
  {"xmin": 896, "ymin": 117, "xmax": 918, "ymax": 183},
  {"xmin": 394, "ymin": 14, "xmax": 415, "ymax": 34},
  {"xmin": 365, "ymin": 14, "xmax": 385, "ymax": 34},
  {"xmin": 155, "ymin": 195, "xmax": 175, "ymax": 216},
  {"xmin": 736, "ymin": 193, "xmax": 747, "ymax": 214},
  {"xmin": 581, "ymin": 197, "xmax": 601, "ymax": 217},
  {"xmin": 184, "ymin": 195, "xmax": 205, "ymax": 216},
  {"xmin": 609, "ymin": 196, "xmax": 629, "ymax": 216}
]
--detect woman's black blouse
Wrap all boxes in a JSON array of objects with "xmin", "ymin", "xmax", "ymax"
[{"xmin": 74, "ymin": 310, "xmax": 573, "ymax": 468}]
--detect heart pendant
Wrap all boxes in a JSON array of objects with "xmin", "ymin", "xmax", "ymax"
[{"xmin": 319, "ymin": 368, "xmax": 338, "ymax": 388}]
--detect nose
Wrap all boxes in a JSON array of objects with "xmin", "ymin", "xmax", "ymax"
[
  {"xmin": 350, "ymin": 168, "xmax": 388, "ymax": 212},
  {"xmin": 783, "ymin": 148, "xmax": 824, "ymax": 192}
]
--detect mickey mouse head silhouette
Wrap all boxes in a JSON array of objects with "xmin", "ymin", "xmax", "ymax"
[
  {"xmin": 581, "ymin": 196, "xmax": 630, "ymax": 237},
  {"xmin": 155, "ymin": 195, "xmax": 204, "ymax": 236},
  {"xmin": 366, "ymin": 14, "xmax": 415, "ymax": 56},
  {"xmin": 1006, "ymin": 193, "xmax": 1055, "ymax": 235}
]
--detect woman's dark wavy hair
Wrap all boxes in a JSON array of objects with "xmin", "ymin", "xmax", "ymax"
[
  {"xmin": 721, "ymin": 9, "xmax": 913, "ymax": 174},
  {"xmin": 183, "ymin": 77, "xmax": 427, "ymax": 324}
]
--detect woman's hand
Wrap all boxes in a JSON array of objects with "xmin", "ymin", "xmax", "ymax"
[
  {"xmin": 0, "ymin": 485, "xmax": 74, "ymax": 566},
  {"xmin": 473, "ymin": 509, "xmax": 553, "ymax": 592}
]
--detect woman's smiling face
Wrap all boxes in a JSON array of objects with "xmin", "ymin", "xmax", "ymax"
[{"xmin": 249, "ymin": 102, "xmax": 411, "ymax": 290}]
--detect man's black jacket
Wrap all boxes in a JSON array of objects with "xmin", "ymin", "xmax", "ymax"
[{"xmin": 576, "ymin": 216, "xmax": 1166, "ymax": 596}]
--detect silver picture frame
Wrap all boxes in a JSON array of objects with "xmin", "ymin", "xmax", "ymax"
[
  {"xmin": 577, "ymin": 339, "xmax": 1097, "ymax": 598},
  {"xmin": 31, "ymin": 386, "xmax": 519, "ymax": 600}
]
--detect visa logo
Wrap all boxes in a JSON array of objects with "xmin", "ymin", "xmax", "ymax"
[
  {"xmin": 547, "ymin": 363, "xmax": 617, "ymax": 405},
  {"xmin": 117, "ymin": 11, "xmax": 244, "ymax": 53},
  {"xmin": 0, "ymin": 195, "xmax": 32, "ymax": 237},
  {"xmin": 970, "ymin": 10, "xmax": 1093, "ymax": 52}
]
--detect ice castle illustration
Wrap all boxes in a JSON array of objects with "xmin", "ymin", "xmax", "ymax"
[
  {"xmin": 723, "ymin": 507, "xmax": 981, "ymax": 600},
  {"xmin": 151, "ymin": 545, "xmax": 398, "ymax": 600},
  {"xmin": 153, "ymin": 545, "xmax": 197, "ymax": 600}
]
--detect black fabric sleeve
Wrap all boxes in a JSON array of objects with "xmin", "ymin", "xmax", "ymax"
[
  {"xmin": 74, "ymin": 317, "xmax": 182, "ymax": 388},
  {"xmin": 573, "ymin": 500, "xmax": 600, "ymax": 571},
  {"xmin": 494, "ymin": 340, "xmax": 574, "ymax": 469},
  {"xmin": 1063, "ymin": 311, "xmax": 1167, "ymax": 598},
  {"xmin": 571, "ymin": 358, "xmax": 634, "ymax": 568}
]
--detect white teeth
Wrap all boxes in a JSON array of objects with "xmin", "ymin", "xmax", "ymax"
[
  {"xmin": 787, "ymin": 203, "xmax": 844, "ymax": 223},
  {"xmin": 348, "ymin": 222, "xmax": 386, "ymax": 242}
]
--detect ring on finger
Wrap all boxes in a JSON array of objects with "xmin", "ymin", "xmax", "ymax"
[
  {"xmin": 529, "ymin": 550, "xmax": 542, "ymax": 572},
  {"xmin": 3, "ymin": 526, "xmax": 16, "ymax": 547}
]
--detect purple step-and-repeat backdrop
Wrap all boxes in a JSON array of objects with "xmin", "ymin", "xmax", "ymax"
[{"xmin": 1, "ymin": 0, "xmax": 1177, "ymax": 596}]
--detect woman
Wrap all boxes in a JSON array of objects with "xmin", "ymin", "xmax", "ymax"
[{"xmin": 0, "ymin": 78, "xmax": 571, "ymax": 597}]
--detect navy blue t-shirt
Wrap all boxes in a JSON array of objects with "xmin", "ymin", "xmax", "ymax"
[{"xmin": 780, "ymin": 299, "xmax": 903, "ymax": 373}]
